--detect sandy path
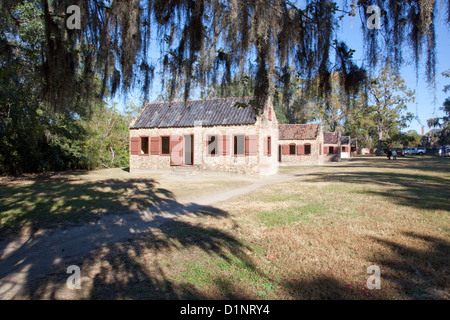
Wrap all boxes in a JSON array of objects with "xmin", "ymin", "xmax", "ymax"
[{"xmin": 0, "ymin": 169, "xmax": 312, "ymax": 299}]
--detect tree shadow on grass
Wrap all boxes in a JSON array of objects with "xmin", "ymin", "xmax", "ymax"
[
  {"xmin": 302, "ymin": 170, "xmax": 450, "ymax": 212},
  {"xmin": 368, "ymin": 232, "xmax": 450, "ymax": 299},
  {"xmin": 0, "ymin": 177, "xmax": 174, "ymax": 238},
  {"xmin": 0, "ymin": 176, "xmax": 265, "ymax": 300},
  {"xmin": 338, "ymin": 156, "xmax": 450, "ymax": 174},
  {"xmin": 281, "ymin": 276, "xmax": 384, "ymax": 300}
]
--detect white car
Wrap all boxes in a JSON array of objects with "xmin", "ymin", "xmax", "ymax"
[{"xmin": 404, "ymin": 147, "xmax": 426, "ymax": 155}]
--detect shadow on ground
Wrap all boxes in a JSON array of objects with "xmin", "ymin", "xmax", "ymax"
[
  {"xmin": 1, "ymin": 157, "xmax": 448, "ymax": 299},
  {"xmin": 301, "ymin": 159, "xmax": 450, "ymax": 212},
  {"xmin": 0, "ymin": 177, "xmax": 173, "ymax": 237},
  {"xmin": 0, "ymin": 185, "xmax": 253, "ymax": 299},
  {"xmin": 368, "ymin": 232, "xmax": 450, "ymax": 299}
]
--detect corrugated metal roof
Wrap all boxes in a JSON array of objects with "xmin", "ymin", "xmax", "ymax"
[
  {"xmin": 278, "ymin": 124, "xmax": 319, "ymax": 140},
  {"xmin": 130, "ymin": 97, "xmax": 257, "ymax": 128},
  {"xmin": 324, "ymin": 132, "xmax": 339, "ymax": 144}
]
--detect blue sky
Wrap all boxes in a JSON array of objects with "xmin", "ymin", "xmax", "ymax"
[
  {"xmin": 114, "ymin": 2, "xmax": 449, "ymax": 135},
  {"xmin": 336, "ymin": 6, "xmax": 450, "ymax": 135}
]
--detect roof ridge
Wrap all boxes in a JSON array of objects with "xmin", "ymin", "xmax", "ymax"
[{"xmin": 144, "ymin": 96, "xmax": 254, "ymax": 106}]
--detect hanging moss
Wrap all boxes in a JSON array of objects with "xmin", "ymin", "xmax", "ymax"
[{"xmin": 1, "ymin": 0, "xmax": 447, "ymax": 114}]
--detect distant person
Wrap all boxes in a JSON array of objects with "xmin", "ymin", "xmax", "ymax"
[
  {"xmin": 387, "ymin": 150, "xmax": 392, "ymax": 160},
  {"xmin": 438, "ymin": 148, "xmax": 442, "ymax": 157},
  {"xmin": 392, "ymin": 150, "xmax": 397, "ymax": 160}
]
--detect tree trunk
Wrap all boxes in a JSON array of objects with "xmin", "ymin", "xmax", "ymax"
[{"xmin": 377, "ymin": 130, "xmax": 383, "ymax": 156}]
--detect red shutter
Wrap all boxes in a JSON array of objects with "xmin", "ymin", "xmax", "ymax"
[
  {"xmin": 170, "ymin": 135, "xmax": 183, "ymax": 166},
  {"xmin": 282, "ymin": 144, "xmax": 289, "ymax": 155},
  {"xmin": 223, "ymin": 136, "xmax": 231, "ymax": 155},
  {"xmin": 334, "ymin": 146, "xmax": 338, "ymax": 154},
  {"xmin": 150, "ymin": 137, "xmax": 160, "ymax": 155},
  {"xmin": 218, "ymin": 135, "xmax": 229, "ymax": 155},
  {"xmin": 130, "ymin": 137, "xmax": 139, "ymax": 155},
  {"xmin": 264, "ymin": 137, "xmax": 268, "ymax": 155},
  {"xmin": 216, "ymin": 135, "xmax": 223, "ymax": 155},
  {"xmin": 324, "ymin": 146, "xmax": 328, "ymax": 154},
  {"xmin": 245, "ymin": 135, "xmax": 258, "ymax": 156},
  {"xmin": 297, "ymin": 145, "xmax": 304, "ymax": 155}
]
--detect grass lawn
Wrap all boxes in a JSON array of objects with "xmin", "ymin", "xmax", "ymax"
[{"xmin": 5, "ymin": 156, "xmax": 450, "ymax": 299}]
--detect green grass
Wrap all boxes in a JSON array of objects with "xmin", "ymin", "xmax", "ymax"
[
  {"xmin": 173, "ymin": 252, "xmax": 278, "ymax": 298},
  {"xmin": 257, "ymin": 203, "xmax": 327, "ymax": 226}
]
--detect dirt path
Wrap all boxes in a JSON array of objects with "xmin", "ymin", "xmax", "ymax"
[{"xmin": 0, "ymin": 168, "xmax": 314, "ymax": 299}]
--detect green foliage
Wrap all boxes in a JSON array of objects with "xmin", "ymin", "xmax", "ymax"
[
  {"xmin": 364, "ymin": 64, "xmax": 415, "ymax": 153},
  {"xmin": 80, "ymin": 103, "xmax": 133, "ymax": 169},
  {"xmin": 388, "ymin": 130, "xmax": 422, "ymax": 148},
  {"xmin": 0, "ymin": 2, "xmax": 132, "ymax": 175}
]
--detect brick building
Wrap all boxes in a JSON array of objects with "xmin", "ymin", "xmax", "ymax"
[
  {"xmin": 129, "ymin": 97, "xmax": 279, "ymax": 176},
  {"xmin": 278, "ymin": 124, "xmax": 325, "ymax": 165},
  {"xmin": 323, "ymin": 131, "xmax": 341, "ymax": 161},
  {"xmin": 340, "ymin": 136, "xmax": 351, "ymax": 159}
]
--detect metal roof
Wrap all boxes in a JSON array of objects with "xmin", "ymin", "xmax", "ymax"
[{"xmin": 130, "ymin": 97, "xmax": 257, "ymax": 129}]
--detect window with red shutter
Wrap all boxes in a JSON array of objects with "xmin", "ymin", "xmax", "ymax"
[
  {"xmin": 222, "ymin": 135, "xmax": 230, "ymax": 155},
  {"xmin": 234, "ymin": 135, "xmax": 245, "ymax": 156},
  {"xmin": 304, "ymin": 144, "xmax": 311, "ymax": 155},
  {"xmin": 161, "ymin": 136, "xmax": 170, "ymax": 155},
  {"xmin": 297, "ymin": 144, "xmax": 304, "ymax": 155},
  {"xmin": 289, "ymin": 144, "xmax": 296, "ymax": 155},
  {"xmin": 245, "ymin": 135, "xmax": 258, "ymax": 156},
  {"xmin": 140, "ymin": 137, "xmax": 149, "ymax": 155},
  {"xmin": 130, "ymin": 137, "xmax": 139, "ymax": 155},
  {"xmin": 150, "ymin": 137, "xmax": 160, "ymax": 155},
  {"xmin": 207, "ymin": 135, "xmax": 218, "ymax": 156}
]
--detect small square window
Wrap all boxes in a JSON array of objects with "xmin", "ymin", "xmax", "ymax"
[
  {"xmin": 234, "ymin": 135, "xmax": 245, "ymax": 156},
  {"xmin": 161, "ymin": 136, "xmax": 170, "ymax": 155},
  {"xmin": 208, "ymin": 135, "xmax": 217, "ymax": 155},
  {"xmin": 289, "ymin": 144, "xmax": 296, "ymax": 155},
  {"xmin": 329, "ymin": 146, "xmax": 334, "ymax": 154},
  {"xmin": 140, "ymin": 137, "xmax": 149, "ymax": 155},
  {"xmin": 305, "ymin": 144, "xmax": 311, "ymax": 155}
]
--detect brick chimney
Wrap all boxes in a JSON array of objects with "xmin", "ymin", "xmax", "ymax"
[{"xmin": 422, "ymin": 126, "xmax": 424, "ymax": 135}]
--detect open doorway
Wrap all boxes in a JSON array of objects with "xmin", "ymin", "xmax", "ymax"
[{"xmin": 184, "ymin": 134, "xmax": 194, "ymax": 166}]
